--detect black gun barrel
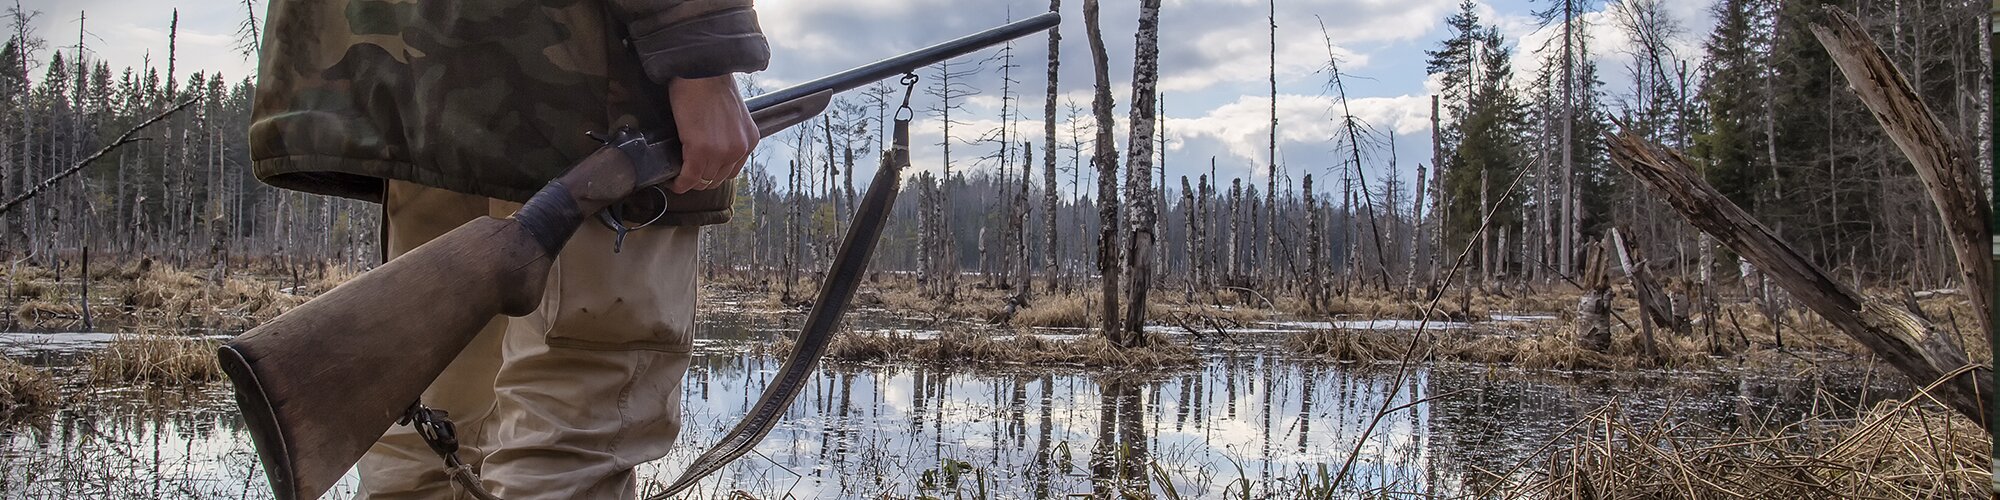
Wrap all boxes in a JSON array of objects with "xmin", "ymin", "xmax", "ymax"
[{"xmin": 745, "ymin": 11, "xmax": 1060, "ymax": 112}]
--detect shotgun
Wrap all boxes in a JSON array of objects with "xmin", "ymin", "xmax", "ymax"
[{"xmin": 219, "ymin": 12, "xmax": 1059, "ymax": 500}]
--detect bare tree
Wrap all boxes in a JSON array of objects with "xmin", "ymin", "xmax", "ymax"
[
  {"xmin": 925, "ymin": 59, "xmax": 981, "ymax": 298},
  {"xmin": 1040, "ymin": 0, "xmax": 1062, "ymax": 296},
  {"xmin": 1118, "ymin": 0, "xmax": 1162, "ymax": 345}
]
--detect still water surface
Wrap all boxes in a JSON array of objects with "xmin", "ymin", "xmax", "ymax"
[{"xmin": 0, "ymin": 303, "xmax": 1896, "ymax": 498}]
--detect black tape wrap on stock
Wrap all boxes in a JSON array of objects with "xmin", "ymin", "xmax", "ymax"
[{"xmin": 514, "ymin": 182, "xmax": 582, "ymax": 256}]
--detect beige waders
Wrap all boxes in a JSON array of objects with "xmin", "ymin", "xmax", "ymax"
[{"xmin": 355, "ymin": 180, "xmax": 699, "ymax": 500}]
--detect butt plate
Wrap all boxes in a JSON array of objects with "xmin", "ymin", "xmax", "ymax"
[{"xmin": 219, "ymin": 344, "xmax": 305, "ymax": 500}]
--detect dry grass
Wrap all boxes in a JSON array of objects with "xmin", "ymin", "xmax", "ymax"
[
  {"xmin": 840, "ymin": 279, "xmax": 1277, "ymax": 331},
  {"xmin": 1288, "ymin": 326, "xmax": 1715, "ymax": 371},
  {"xmin": 0, "ymin": 356, "xmax": 58, "ymax": 420},
  {"xmin": 0, "ymin": 262, "xmax": 327, "ymax": 332},
  {"xmin": 1490, "ymin": 399, "xmax": 1990, "ymax": 498},
  {"xmin": 86, "ymin": 334, "xmax": 225, "ymax": 385},
  {"xmin": 1011, "ymin": 294, "xmax": 1092, "ymax": 328},
  {"xmin": 13, "ymin": 300, "xmax": 83, "ymax": 329},
  {"xmin": 819, "ymin": 329, "xmax": 1198, "ymax": 370}
]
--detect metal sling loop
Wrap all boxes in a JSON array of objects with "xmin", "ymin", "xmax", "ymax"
[{"xmin": 401, "ymin": 403, "xmax": 504, "ymax": 500}]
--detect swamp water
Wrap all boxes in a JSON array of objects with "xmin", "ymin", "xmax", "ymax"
[{"xmin": 0, "ymin": 301, "xmax": 1901, "ymax": 499}]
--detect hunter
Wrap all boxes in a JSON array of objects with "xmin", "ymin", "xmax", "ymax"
[{"xmin": 247, "ymin": 0, "xmax": 767, "ymax": 497}]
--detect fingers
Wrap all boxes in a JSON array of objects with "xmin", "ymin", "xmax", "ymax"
[{"xmin": 667, "ymin": 75, "xmax": 759, "ymax": 194}]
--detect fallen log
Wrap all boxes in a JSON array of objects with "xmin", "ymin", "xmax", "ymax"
[
  {"xmin": 1605, "ymin": 130, "xmax": 1991, "ymax": 431},
  {"xmin": 1811, "ymin": 6, "xmax": 1992, "ymax": 335}
]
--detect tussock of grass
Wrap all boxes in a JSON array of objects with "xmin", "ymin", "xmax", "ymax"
[
  {"xmin": 821, "ymin": 329, "xmax": 1197, "ymax": 369},
  {"xmin": 86, "ymin": 334, "xmax": 224, "ymax": 385},
  {"xmin": 0, "ymin": 356, "xmax": 58, "ymax": 420},
  {"xmin": 1495, "ymin": 400, "xmax": 1990, "ymax": 498},
  {"xmin": 1011, "ymin": 294, "xmax": 1091, "ymax": 328},
  {"xmin": 13, "ymin": 300, "xmax": 82, "ymax": 328}
]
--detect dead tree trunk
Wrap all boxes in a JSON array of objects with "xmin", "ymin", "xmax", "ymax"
[
  {"xmin": 1042, "ymin": 0, "xmax": 1062, "ymax": 297},
  {"xmin": 1405, "ymin": 162, "xmax": 1428, "ymax": 296},
  {"xmin": 1083, "ymin": 0, "xmax": 1123, "ymax": 339},
  {"xmin": 1181, "ymin": 176, "xmax": 1197, "ymax": 303},
  {"xmin": 1016, "ymin": 142, "xmax": 1033, "ymax": 302},
  {"xmin": 1811, "ymin": 7, "xmax": 1991, "ymax": 334},
  {"xmin": 1119, "ymin": 0, "xmax": 1163, "ymax": 346},
  {"xmin": 1606, "ymin": 129, "xmax": 1992, "ymax": 430},
  {"xmin": 1303, "ymin": 174, "xmax": 1323, "ymax": 313}
]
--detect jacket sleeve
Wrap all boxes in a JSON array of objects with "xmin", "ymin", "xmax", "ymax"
[{"xmin": 611, "ymin": 0, "xmax": 771, "ymax": 83}]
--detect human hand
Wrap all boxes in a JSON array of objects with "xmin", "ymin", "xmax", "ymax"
[{"xmin": 667, "ymin": 75, "xmax": 757, "ymax": 193}]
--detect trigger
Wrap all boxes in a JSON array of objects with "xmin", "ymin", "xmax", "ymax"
[{"xmin": 597, "ymin": 210, "xmax": 630, "ymax": 254}]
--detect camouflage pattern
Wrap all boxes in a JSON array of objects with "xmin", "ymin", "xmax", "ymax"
[{"xmin": 249, "ymin": 0, "xmax": 768, "ymax": 226}]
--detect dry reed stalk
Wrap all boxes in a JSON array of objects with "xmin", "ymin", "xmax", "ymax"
[{"xmin": 86, "ymin": 334, "xmax": 224, "ymax": 385}]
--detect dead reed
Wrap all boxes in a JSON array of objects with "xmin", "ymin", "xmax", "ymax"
[
  {"xmin": 2, "ymin": 262, "xmax": 327, "ymax": 332},
  {"xmin": 1010, "ymin": 294, "xmax": 1091, "ymax": 328},
  {"xmin": 1287, "ymin": 326, "xmax": 1715, "ymax": 371},
  {"xmin": 86, "ymin": 334, "xmax": 225, "ymax": 385},
  {"xmin": 0, "ymin": 356, "xmax": 58, "ymax": 420},
  {"xmin": 1488, "ymin": 399, "xmax": 1990, "ymax": 498},
  {"xmin": 821, "ymin": 329, "xmax": 1197, "ymax": 369}
]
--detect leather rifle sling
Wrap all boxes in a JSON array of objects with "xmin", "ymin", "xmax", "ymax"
[{"xmin": 647, "ymin": 73, "xmax": 922, "ymax": 499}]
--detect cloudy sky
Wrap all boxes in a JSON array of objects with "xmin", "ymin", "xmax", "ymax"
[{"xmin": 21, "ymin": 0, "xmax": 1716, "ymax": 198}]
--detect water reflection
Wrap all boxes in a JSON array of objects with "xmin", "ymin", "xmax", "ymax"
[
  {"xmin": 641, "ymin": 349, "xmax": 1894, "ymax": 498},
  {"xmin": 0, "ymin": 320, "xmax": 1899, "ymax": 498}
]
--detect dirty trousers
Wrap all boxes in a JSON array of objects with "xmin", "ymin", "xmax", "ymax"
[{"xmin": 355, "ymin": 181, "xmax": 700, "ymax": 499}]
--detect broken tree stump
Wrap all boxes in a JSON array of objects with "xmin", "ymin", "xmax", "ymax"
[{"xmin": 1578, "ymin": 239, "xmax": 1612, "ymax": 353}]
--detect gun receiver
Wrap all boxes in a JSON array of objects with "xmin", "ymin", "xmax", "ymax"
[{"xmin": 219, "ymin": 12, "xmax": 1058, "ymax": 500}]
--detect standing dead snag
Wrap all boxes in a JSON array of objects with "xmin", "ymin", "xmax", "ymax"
[
  {"xmin": 1118, "ymin": 0, "xmax": 1162, "ymax": 346},
  {"xmin": 1605, "ymin": 130, "xmax": 1991, "ymax": 430},
  {"xmin": 1810, "ymin": 7, "xmax": 1991, "ymax": 335},
  {"xmin": 1082, "ymin": 0, "xmax": 1123, "ymax": 341},
  {"xmin": 1577, "ymin": 239, "xmax": 1612, "ymax": 352}
]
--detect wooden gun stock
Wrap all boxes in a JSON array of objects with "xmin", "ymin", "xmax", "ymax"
[
  {"xmin": 220, "ymin": 217, "xmax": 550, "ymax": 499},
  {"xmin": 221, "ymin": 144, "xmax": 651, "ymax": 500}
]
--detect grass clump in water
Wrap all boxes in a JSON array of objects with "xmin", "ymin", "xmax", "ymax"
[
  {"xmin": 1287, "ymin": 326, "xmax": 1714, "ymax": 370},
  {"xmin": 823, "ymin": 329, "xmax": 1197, "ymax": 369},
  {"xmin": 0, "ymin": 356, "xmax": 58, "ymax": 420},
  {"xmin": 86, "ymin": 334, "xmax": 224, "ymax": 385},
  {"xmin": 1009, "ymin": 294, "xmax": 1092, "ymax": 328}
]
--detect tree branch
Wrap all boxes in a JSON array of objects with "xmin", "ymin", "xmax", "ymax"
[{"xmin": 0, "ymin": 97, "xmax": 198, "ymax": 216}]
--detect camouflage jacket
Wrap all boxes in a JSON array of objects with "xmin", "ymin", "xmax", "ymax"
[{"xmin": 249, "ymin": 0, "xmax": 768, "ymax": 225}]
